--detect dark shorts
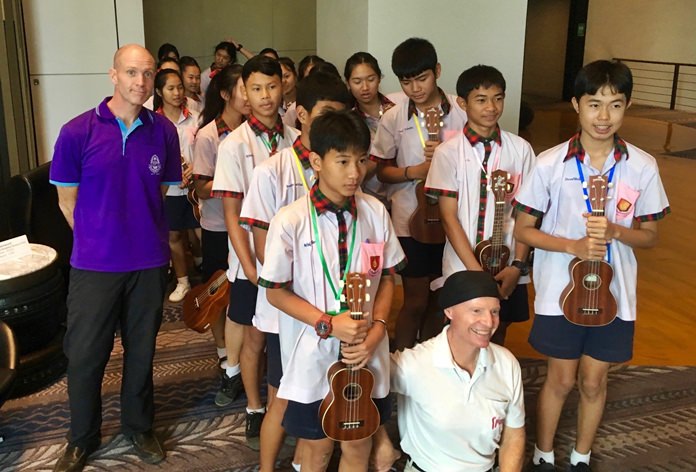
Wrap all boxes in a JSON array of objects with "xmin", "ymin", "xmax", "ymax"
[
  {"xmin": 283, "ymin": 395, "xmax": 392, "ymax": 440},
  {"xmin": 165, "ymin": 195, "xmax": 200, "ymax": 231},
  {"xmin": 227, "ymin": 278, "xmax": 257, "ymax": 325},
  {"xmin": 500, "ymin": 284, "xmax": 530, "ymax": 323},
  {"xmin": 398, "ymin": 237, "xmax": 443, "ymax": 278},
  {"xmin": 528, "ymin": 314, "xmax": 634, "ymax": 363},
  {"xmin": 266, "ymin": 333, "xmax": 282, "ymax": 388},
  {"xmin": 201, "ymin": 229, "xmax": 228, "ymax": 282}
]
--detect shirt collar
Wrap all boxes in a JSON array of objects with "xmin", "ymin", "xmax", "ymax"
[
  {"xmin": 154, "ymin": 105, "xmax": 191, "ymax": 124},
  {"xmin": 353, "ymin": 93, "xmax": 396, "ymax": 119},
  {"xmin": 432, "ymin": 325, "xmax": 492, "ymax": 372},
  {"xmin": 97, "ymin": 96, "xmax": 153, "ymax": 125},
  {"xmin": 563, "ymin": 132, "xmax": 629, "ymax": 163},
  {"xmin": 215, "ymin": 114, "xmax": 233, "ymax": 137},
  {"xmin": 248, "ymin": 114, "xmax": 284, "ymax": 139},
  {"xmin": 309, "ymin": 182, "xmax": 357, "ymax": 218},
  {"xmin": 463, "ymin": 122, "xmax": 502, "ymax": 147},
  {"xmin": 292, "ymin": 136, "xmax": 312, "ymax": 170},
  {"xmin": 407, "ymin": 87, "xmax": 451, "ymax": 118}
]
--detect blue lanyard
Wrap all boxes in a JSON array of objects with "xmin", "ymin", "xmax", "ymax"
[{"xmin": 575, "ymin": 157, "xmax": 615, "ymax": 263}]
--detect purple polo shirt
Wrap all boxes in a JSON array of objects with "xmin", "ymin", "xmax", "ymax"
[{"xmin": 50, "ymin": 97, "xmax": 182, "ymax": 272}]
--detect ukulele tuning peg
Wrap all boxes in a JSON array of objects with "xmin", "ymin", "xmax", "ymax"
[
  {"xmin": 583, "ymin": 195, "xmax": 589, "ymax": 200},
  {"xmin": 365, "ymin": 279, "xmax": 371, "ymax": 287},
  {"xmin": 582, "ymin": 181, "xmax": 588, "ymax": 189},
  {"xmin": 607, "ymin": 182, "xmax": 614, "ymax": 188},
  {"xmin": 365, "ymin": 293, "xmax": 371, "ymax": 302},
  {"xmin": 339, "ymin": 280, "xmax": 345, "ymax": 288},
  {"xmin": 340, "ymin": 294, "xmax": 346, "ymax": 303},
  {"xmin": 439, "ymin": 120, "xmax": 444, "ymax": 127},
  {"xmin": 419, "ymin": 111, "xmax": 425, "ymax": 118}
]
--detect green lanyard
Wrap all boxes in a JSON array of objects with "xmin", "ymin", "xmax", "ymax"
[
  {"xmin": 309, "ymin": 202, "xmax": 358, "ymax": 304},
  {"xmin": 259, "ymin": 132, "xmax": 277, "ymax": 153}
]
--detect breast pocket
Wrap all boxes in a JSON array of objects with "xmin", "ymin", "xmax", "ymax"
[
  {"xmin": 484, "ymin": 398, "xmax": 509, "ymax": 443},
  {"xmin": 615, "ymin": 182, "xmax": 640, "ymax": 222}
]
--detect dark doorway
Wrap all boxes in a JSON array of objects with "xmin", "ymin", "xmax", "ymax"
[{"xmin": 562, "ymin": 0, "xmax": 589, "ymax": 100}]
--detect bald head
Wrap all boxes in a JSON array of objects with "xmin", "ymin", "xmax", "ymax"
[{"xmin": 113, "ymin": 44, "xmax": 155, "ymax": 69}]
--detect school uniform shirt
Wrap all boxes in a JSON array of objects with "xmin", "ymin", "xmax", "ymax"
[
  {"xmin": 425, "ymin": 125, "xmax": 535, "ymax": 282},
  {"xmin": 185, "ymin": 96, "xmax": 203, "ymax": 115},
  {"xmin": 391, "ymin": 326, "xmax": 525, "ymax": 472},
  {"xmin": 513, "ymin": 133, "xmax": 670, "ymax": 321},
  {"xmin": 156, "ymin": 106, "xmax": 199, "ymax": 197},
  {"xmin": 371, "ymin": 88, "xmax": 468, "ymax": 237},
  {"xmin": 259, "ymin": 186, "xmax": 406, "ymax": 403},
  {"xmin": 239, "ymin": 137, "xmax": 316, "ymax": 333},
  {"xmin": 192, "ymin": 116, "xmax": 234, "ymax": 232},
  {"xmin": 212, "ymin": 116, "xmax": 300, "ymax": 282}
]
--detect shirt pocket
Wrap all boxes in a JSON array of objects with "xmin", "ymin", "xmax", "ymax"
[
  {"xmin": 614, "ymin": 182, "xmax": 640, "ymax": 222},
  {"xmin": 360, "ymin": 241, "xmax": 385, "ymax": 316},
  {"xmin": 483, "ymin": 397, "xmax": 509, "ymax": 443}
]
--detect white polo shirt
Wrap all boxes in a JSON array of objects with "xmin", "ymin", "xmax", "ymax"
[
  {"xmin": 212, "ymin": 119, "xmax": 299, "ymax": 281},
  {"xmin": 239, "ymin": 138, "xmax": 316, "ymax": 333},
  {"xmin": 259, "ymin": 191, "xmax": 406, "ymax": 403},
  {"xmin": 161, "ymin": 107, "xmax": 199, "ymax": 197},
  {"xmin": 425, "ymin": 127, "xmax": 535, "ymax": 280},
  {"xmin": 513, "ymin": 134, "xmax": 670, "ymax": 321},
  {"xmin": 371, "ymin": 89, "xmax": 468, "ymax": 237},
  {"xmin": 192, "ymin": 117, "xmax": 233, "ymax": 232},
  {"xmin": 391, "ymin": 326, "xmax": 525, "ymax": 471}
]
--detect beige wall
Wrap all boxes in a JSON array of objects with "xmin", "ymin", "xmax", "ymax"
[
  {"xmin": 522, "ymin": 0, "xmax": 569, "ymax": 99},
  {"xmin": 318, "ymin": 0, "xmax": 528, "ymax": 132},
  {"xmin": 143, "ymin": 0, "xmax": 317, "ymax": 66}
]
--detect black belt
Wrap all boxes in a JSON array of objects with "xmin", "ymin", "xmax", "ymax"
[{"xmin": 410, "ymin": 460, "xmax": 492, "ymax": 472}]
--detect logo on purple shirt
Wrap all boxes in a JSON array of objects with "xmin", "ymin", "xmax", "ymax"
[{"xmin": 149, "ymin": 155, "xmax": 162, "ymax": 175}]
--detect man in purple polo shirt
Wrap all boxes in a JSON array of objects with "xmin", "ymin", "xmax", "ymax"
[{"xmin": 49, "ymin": 44, "xmax": 181, "ymax": 472}]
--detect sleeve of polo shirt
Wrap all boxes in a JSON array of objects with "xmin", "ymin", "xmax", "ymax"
[
  {"xmin": 512, "ymin": 156, "xmax": 551, "ymax": 219},
  {"xmin": 49, "ymin": 122, "xmax": 84, "ymax": 186},
  {"xmin": 211, "ymin": 137, "xmax": 244, "ymax": 199},
  {"xmin": 239, "ymin": 164, "xmax": 276, "ymax": 231},
  {"xmin": 180, "ymin": 126, "xmax": 196, "ymax": 165},
  {"xmin": 424, "ymin": 143, "xmax": 458, "ymax": 199},
  {"xmin": 192, "ymin": 128, "xmax": 216, "ymax": 180},
  {"xmin": 380, "ymin": 205, "xmax": 407, "ymax": 274},
  {"xmin": 162, "ymin": 121, "xmax": 182, "ymax": 185},
  {"xmin": 370, "ymin": 112, "xmax": 397, "ymax": 161},
  {"xmin": 257, "ymin": 208, "xmax": 293, "ymax": 288},
  {"xmin": 389, "ymin": 349, "xmax": 413, "ymax": 395},
  {"xmin": 505, "ymin": 357, "xmax": 525, "ymax": 429},
  {"xmin": 633, "ymin": 160, "xmax": 671, "ymax": 221}
]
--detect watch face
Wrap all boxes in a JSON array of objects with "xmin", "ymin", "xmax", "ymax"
[{"xmin": 317, "ymin": 321, "xmax": 330, "ymax": 335}]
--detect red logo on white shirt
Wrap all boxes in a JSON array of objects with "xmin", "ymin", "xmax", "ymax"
[{"xmin": 491, "ymin": 417, "xmax": 504, "ymax": 430}]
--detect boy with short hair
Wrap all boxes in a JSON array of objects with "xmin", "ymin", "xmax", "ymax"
[
  {"xmin": 513, "ymin": 60, "xmax": 670, "ymax": 471},
  {"xmin": 239, "ymin": 72, "xmax": 351, "ymax": 470},
  {"xmin": 424, "ymin": 64, "xmax": 535, "ymax": 345},
  {"xmin": 179, "ymin": 56, "xmax": 203, "ymax": 114},
  {"xmin": 211, "ymin": 55, "xmax": 299, "ymax": 437},
  {"xmin": 373, "ymin": 37, "xmax": 468, "ymax": 350},
  {"xmin": 259, "ymin": 110, "xmax": 406, "ymax": 471}
]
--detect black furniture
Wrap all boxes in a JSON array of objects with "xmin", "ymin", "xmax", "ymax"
[{"xmin": 0, "ymin": 320, "xmax": 18, "ymax": 441}]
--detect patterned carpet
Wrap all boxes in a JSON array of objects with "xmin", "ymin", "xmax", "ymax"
[{"xmin": 1, "ymin": 301, "xmax": 695, "ymax": 472}]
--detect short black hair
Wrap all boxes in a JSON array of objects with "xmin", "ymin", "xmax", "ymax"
[
  {"xmin": 307, "ymin": 61, "xmax": 341, "ymax": 80},
  {"xmin": 278, "ymin": 57, "xmax": 297, "ymax": 77},
  {"xmin": 214, "ymin": 41, "xmax": 238, "ymax": 63},
  {"xmin": 157, "ymin": 57, "xmax": 179, "ymax": 71},
  {"xmin": 157, "ymin": 43, "xmax": 179, "ymax": 61},
  {"xmin": 179, "ymin": 56, "xmax": 200, "ymax": 71},
  {"xmin": 456, "ymin": 65, "xmax": 506, "ymax": 100},
  {"xmin": 298, "ymin": 55, "xmax": 325, "ymax": 79},
  {"xmin": 574, "ymin": 60, "xmax": 633, "ymax": 102},
  {"xmin": 310, "ymin": 110, "xmax": 371, "ymax": 158},
  {"xmin": 259, "ymin": 47, "xmax": 280, "ymax": 60},
  {"xmin": 344, "ymin": 52, "xmax": 382, "ymax": 81},
  {"xmin": 242, "ymin": 55, "xmax": 282, "ymax": 83},
  {"xmin": 296, "ymin": 73, "xmax": 351, "ymax": 114},
  {"xmin": 391, "ymin": 37, "xmax": 438, "ymax": 80},
  {"xmin": 153, "ymin": 69, "xmax": 183, "ymax": 110}
]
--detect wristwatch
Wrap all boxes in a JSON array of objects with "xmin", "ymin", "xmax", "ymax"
[
  {"xmin": 510, "ymin": 259, "xmax": 530, "ymax": 276},
  {"xmin": 236, "ymin": 43, "xmax": 243, "ymax": 51},
  {"xmin": 315, "ymin": 313, "xmax": 333, "ymax": 339}
]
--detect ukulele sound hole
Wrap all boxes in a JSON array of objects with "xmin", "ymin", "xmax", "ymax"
[
  {"xmin": 582, "ymin": 273, "xmax": 601, "ymax": 290},
  {"xmin": 342, "ymin": 383, "xmax": 363, "ymax": 401}
]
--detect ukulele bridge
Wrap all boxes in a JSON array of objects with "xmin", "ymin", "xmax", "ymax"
[{"xmin": 339, "ymin": 420, "xmax": 365, "ymax": 430}]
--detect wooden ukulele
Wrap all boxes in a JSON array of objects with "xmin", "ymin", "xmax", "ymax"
[
  {"xmin": 474, "ymin": 169, "xmax": 511, "ymax": 275},
  {"xmin": 409, "ymin": 107, "xmax": 446, "ymax": 244},
  {"xmin": 181, "ymin": 156, "xmax": 201, "ymax": 222},
  {"xmin": 560, "ymin": 175, "xmax": 618, "ymax": 326},
  {"xmin": 182, "ymin": 270, "xmax": 229, "ymax": 333},
  {"xmin": 320, "ymin": 273, "xmax": 380, "ymax": 441}
]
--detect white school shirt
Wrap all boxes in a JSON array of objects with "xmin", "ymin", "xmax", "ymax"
[
  {"xmin": 164, "ymin": 107, "xmax": 199, "ymax": 197},
  {"xmin": 371, "ymin": 91, "xmax": 468, "ymax": 236},
  {"xmin": 425, "ymin": 129, "xmax": 535, "ymax": 281},
  {"xmin": 239, "ymin": 140, "xmax": 316, "ymax": 333},
  {"xmin": 259, "ymin": 192, "xmax": 406, "ymax": 403},
  {"xmin": 391, "ymin": 327, "xmax": 525, "ymax": 472},
  {"xmin": 192, "ymin": 118, "xmax": 230, "ymax": 232},
  {"xmin": 513, "ymin": 136, "xmax": 670, "ymax": 321},
  {"xmin": 212, "ymin": 120, "xmax": 300, "ymax": 281}
]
